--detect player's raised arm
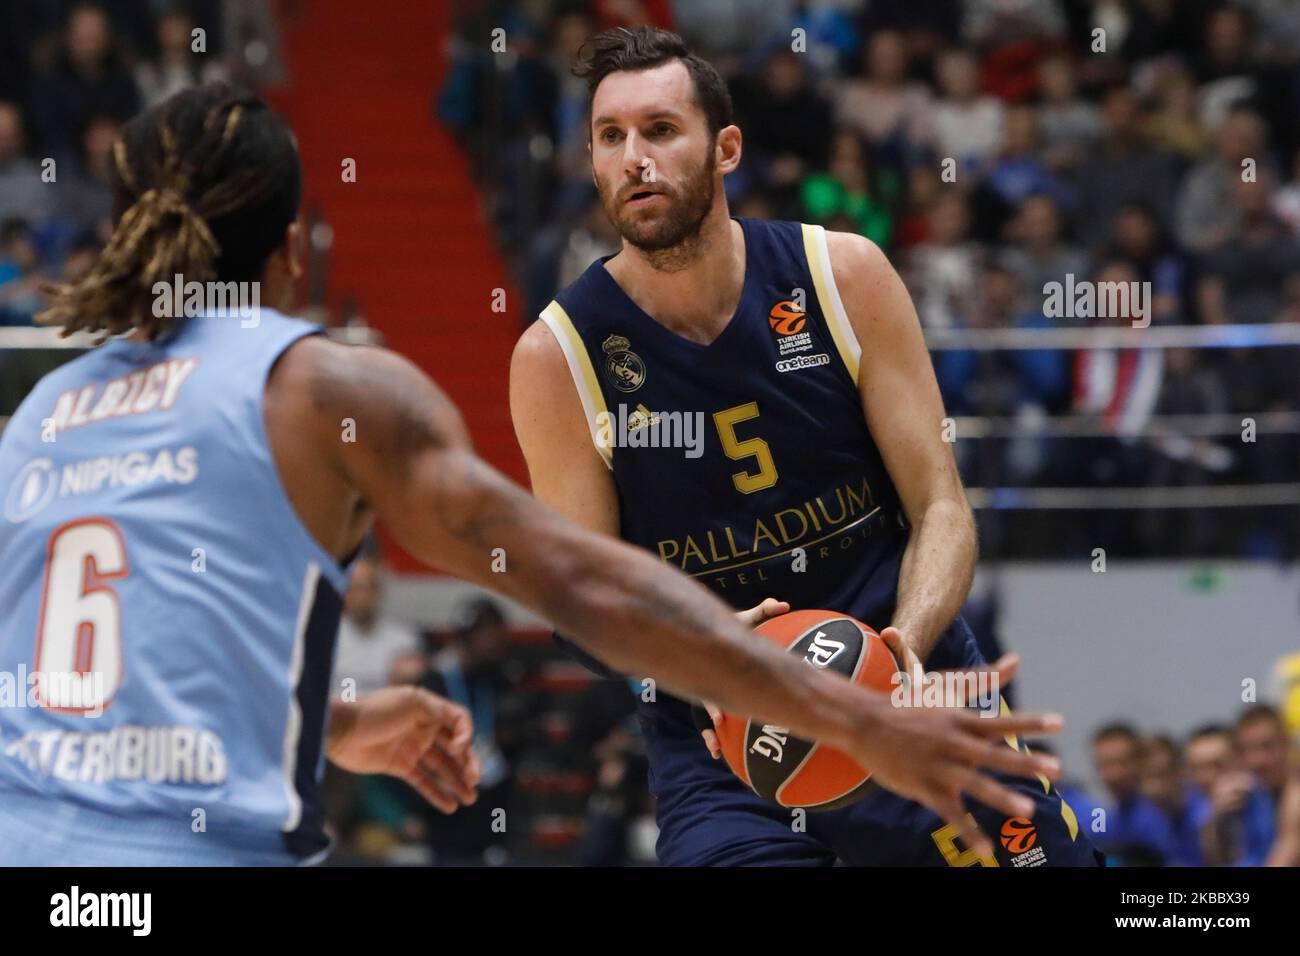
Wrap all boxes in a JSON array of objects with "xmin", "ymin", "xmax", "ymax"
[
  {"xmin": 286, "ymin": 333, "xmax": 1063, "ymax": 854},
  {"xmin": 828, "ymin": 231, "xmax": 979, "ymax": 671}
]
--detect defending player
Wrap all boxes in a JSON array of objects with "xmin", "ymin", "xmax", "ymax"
[
  {"xmin": 0, "ymin": 84, "xmax": 1059, "ymax": 865},
  {"xmin": 511, "ymin": 28, "xmax": 1101, "ymax": 866}
]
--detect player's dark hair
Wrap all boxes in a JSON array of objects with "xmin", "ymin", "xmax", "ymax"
[
  {"xmin": 1236, "ymin": 703, "xmax": 1283, "ymax": 732},
  {"xmin": 38, "ymin": 83, "xmax": 301, "ymax": 341},
  {"xmin": 1145, "ymin": 733, "xmax": 1181, "ymax": 762},
  {"xmin": 1188, "ymin": 723, "xmax": 1233, "ymax": 744},
  {"xmin": 573, "ymin": 27, "xmax": 733, "ymax": 139},
  {"xmin": 1092, "ymin": 722, "xmax": 1141, "ymax": 747}
]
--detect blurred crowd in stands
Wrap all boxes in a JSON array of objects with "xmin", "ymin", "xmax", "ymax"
[
  {"xmin": 323, "ymin": 550, "xmax": 657, "ymax": 866},
  {"xmin": 0, "ymin": 1, "xmax": 286, "ymax": 405},
  {"xmin": 439, "ymin": 0, "xmax": 1300, "ymax": 559},
  {"xmin": 1075, "ymin": 698, "xmax": 1300, "ymax": 866}
]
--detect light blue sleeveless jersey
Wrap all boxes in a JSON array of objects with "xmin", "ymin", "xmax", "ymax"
[{"xmin": 0, "ymin": 309, "xmax": 352, "ymax": 865}]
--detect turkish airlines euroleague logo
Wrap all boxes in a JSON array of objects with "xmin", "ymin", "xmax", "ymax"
[
  {"xmin": 768, "ymin": 300, "xmax": 806, "ymax": 336},
  {"xmin": 1000, "ymin": 817, "xmax": 1037, "ymax": 854}
]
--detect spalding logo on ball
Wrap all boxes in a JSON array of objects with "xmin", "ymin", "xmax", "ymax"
[{"xmin": 714, "ymin": 609, "xmax": 900, "ymax": 811}]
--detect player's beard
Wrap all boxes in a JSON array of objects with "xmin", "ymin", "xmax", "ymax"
[{"xmin": 599, "ymin": 144, "xmax": 716, "ymax": 267}]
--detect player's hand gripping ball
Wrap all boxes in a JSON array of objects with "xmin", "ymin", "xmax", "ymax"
[{"xmin": 714, "ymin": 609, "xmax": 900, "ymax": 811}]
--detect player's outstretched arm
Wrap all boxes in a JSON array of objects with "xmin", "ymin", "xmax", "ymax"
[{"xmin": 288, "ymin": 334, "xmax": 1062, "ymax": 855}]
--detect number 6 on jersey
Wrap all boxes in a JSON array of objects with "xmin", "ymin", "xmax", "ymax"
[{"xmin": 34, "ymin": 518, "xmax": 128, "ymax": 713}]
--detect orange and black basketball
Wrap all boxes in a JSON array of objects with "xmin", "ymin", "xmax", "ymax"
[{"xmin": 714, "ymin": 610, "xmax": 900, "ymax": 811}]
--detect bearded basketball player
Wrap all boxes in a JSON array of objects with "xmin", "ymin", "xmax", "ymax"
[
  {"xmin": 511, "ymin": 28, "xmax": 1102, "ymax": 867},
  {"xmin": 0, "ymin": 84, "xmax": 1058, "ymax": 865}
]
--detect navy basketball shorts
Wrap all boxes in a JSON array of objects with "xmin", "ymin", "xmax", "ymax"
[{"xmin": 642, "ymin": 617, "xmax": 1104, "ymax": 867}]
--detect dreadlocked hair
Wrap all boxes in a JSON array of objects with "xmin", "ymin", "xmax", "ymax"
[{"xmin": 39, "ymin": 82, "xmax": 302, "ymax": 341}]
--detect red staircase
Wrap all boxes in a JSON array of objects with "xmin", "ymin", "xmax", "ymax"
[{"xmin": 267, "ymin": 1, "xmax": 525, "ymax": 570}]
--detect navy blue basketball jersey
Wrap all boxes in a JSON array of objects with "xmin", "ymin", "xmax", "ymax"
[{"xmin": 541, "ymin": 218, "xmax": 910, "ymax": 730}]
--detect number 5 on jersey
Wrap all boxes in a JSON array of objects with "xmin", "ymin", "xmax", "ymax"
[{"xmin": 713, "ymin": 401, "xmax": 778, "ymax": 494}]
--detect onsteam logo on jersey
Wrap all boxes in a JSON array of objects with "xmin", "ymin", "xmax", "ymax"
[{"xmin": 775, "ymin": 353, "xmax": 830, "ymax": 374}]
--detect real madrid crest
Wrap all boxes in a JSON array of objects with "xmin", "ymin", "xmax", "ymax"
[{"xmin": 602, "ymin": 334, "xmax": 646, "ymax": 393}]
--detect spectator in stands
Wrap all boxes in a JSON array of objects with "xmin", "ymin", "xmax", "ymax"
[
  {"xmin": 1186, "ymin": 723, "xmax": 1277, "ymax": 866},
  {"xmin": 320, "ymin": 550, "xmax": 429, "ymax": 863},
  {"xmin": 669, "ymin": 0, "xmax": 782, "ymax": 56},
  {"xmin": 0, "ymin": 218, "xmax": 47, "ymax": 326},
  {"xmin": 1139, "ymin": 344, "xmax": 1232, "ymax": 552},
  {"xmin": 913, "ymin": 49, "xmax": 1004, "ymax": 176},
  {"xmin": 134, "ymin": 7, "xmax": 230, "ymax": 109},
  {"xmin": 576, "ymin": 722, "xmax": 655, "ymax": 866},
  {"xmin": 28, "ymin": 3, "xmax": 140, "ymax": 165},
  {"xmin": 905, "ymin": 190, "xmax": 979, "ymax": 331},
  {"xmin": 1072, "ymin": 85, "xmax": 1180, "ymax": 251},
  {"xmin": 800, "ymin": 128, "xmax": 895, "ymax": 248},
  {"xmin": 0, "ymin": 102, "xmax": 52, "ymax": 225},
  {"xmin": 1072, "ymin": 258, "xmax": 1164, "ymax": 439},
  {"xmin": 1036, "ymin": 52, "xmax": 1100, "ymax": 173},
  {"xmin": 1236, "ymin": 704, "xmax": 1291, "ymax": 807},
  {"xmin": 731, "ymin": 49, "xmax": 833, "ymax": 216},
  {"xmin": 1143, "ymin": 62, "xmax": 1210, "ymax": 162},
  {"xmin": 1175, "ymin": 108, "xmax": 1268, "ymax": 254},
  {"xmin": 1271, "ymin": 145, "xmax": 1300, "ymax": 234},
  {"xmin": 937, "ymin": 258, "xmax": 1069, "ymax": 484},
  {"xmin": 1002, "ymin": 192, "xmax": 1089, "ymax": 311},
  {"xmin": 60, "ymin": 233, "xmax": 101, "ymax": 285},
  {"xmin": 1196, "ymin": 170, "xmax": 1300, "ymax": 327},
  {"xmin": 331, "ymin": 553, "xmax": 422, "ymax": 698},
  {"xmin": 984, "ymin": 104, "xmax": 1075, "ymax": 213},
  {"xmin": 1119, "ymin": 0, "xmax": 1209, "ymax": 65},
  {"xmin": 1141, "ymin": 734, "xmax": 1207, "ymax": 866},
  {"xmin": 961, "ymin": 0, "xmax": 1067, "ymax": 48},
  {"xmin": 1106, "ymin": 200, "xmax": 1185, "ymax": 324},
  {"xmin": 1091, "ymin": 723, "xmax": 1174, "ymax": 864},
  {"xmin": 834, "ymin": 30, "xmax": 931, "ymax": 161},
  {"xmin": 1193, "ymin": 4, "xmax": 1267, "ymax": 131},
  {"xmin": 419, "ymin": 598, "xmax": 516, "ymax": 865},
  {"xmin": 54, "ymin": 114, "xmax": 117, "ymax": 239}
]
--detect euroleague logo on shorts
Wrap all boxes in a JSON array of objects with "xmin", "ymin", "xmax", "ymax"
[
  {"xmin": 1000, "ymin": 817, "xmax": 1037, "ymax": 854},
  {"xmin": 1000, "ymin": 816, "xmax": 1047, "ymax": 865},
  {"xmin": 768, "ymin": 300, "xmax": 806, "ymax": 336}
]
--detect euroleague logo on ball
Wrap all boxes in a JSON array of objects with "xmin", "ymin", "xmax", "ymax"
[
  {"xmin": 768, "ymin": 300, "xmax": 806, "ymax": 336},
  {"xmin": 1000, "ymin": 817, "xmax": 1038, "ymax": 854}
]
